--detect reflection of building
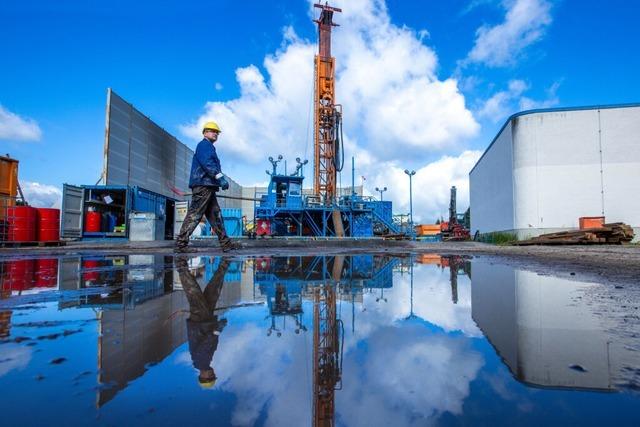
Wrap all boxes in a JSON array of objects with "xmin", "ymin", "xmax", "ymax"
[
  {"xmin": 1, "ymin": 258, "xmax": 60, "ymax": 338},
  {"xmin": 98, "ymin": 291, "xmax": 189, "ymax": 406},
  {"xmin": 55, "ymin": 254, "xmax": 251, "ymax": 406},
  {"xmin": 472, "ymin": 263, "xmax": 631, "ymax": 391},
  {"xmin": 59, "ymin": 255, "xmax": 170, "ymax": 309}
]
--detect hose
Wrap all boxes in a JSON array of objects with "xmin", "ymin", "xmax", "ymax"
[{"xmin": 334, "ymin": 112, "xmax": 344, "ymax": 172}]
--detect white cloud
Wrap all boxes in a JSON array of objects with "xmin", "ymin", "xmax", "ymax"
[
  {"xmin": 478, "ymin": 79, "xmax": 560, "ymax": 123},
  {"xmin": 362, "ymin": 150, "xmax": 482, "ymax": 223},
  {"xmin": 21, "ymin": 181, "xmax": 62, "ymax": 208},
  {"xmin": 180, "ymin": 0, "xmax": 478, "ymax": 183},
  {"xmin": 467, "ymin": 0, "xmax": 552, "ymax": 67},
  {"xmin": 518, "ymin": 79, "xmax": 560, "ymax": 110},
  {"xmin": 214, "ymin": 82, "xmax": 223, "ymax": 91},
  {"xmin": 0, "ymin": 104, "xmax": 42, "ymax": 141},
  {"xmin": 478, "ymin": 79, "xmax": 529, "ymax": 120},
  {"xmin": 0, "ymin": 344, "xmax": 33, "ymax": 377}
]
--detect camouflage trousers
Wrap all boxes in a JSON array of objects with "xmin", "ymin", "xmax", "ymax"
[{"xmin": 176, "ymin": 186, "xmax": 230, "ymax": 248}]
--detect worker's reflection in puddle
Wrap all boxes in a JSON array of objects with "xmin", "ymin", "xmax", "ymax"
[{"xmin": 176, "ymin": 257, "xmax": 229, "ymax": 389}]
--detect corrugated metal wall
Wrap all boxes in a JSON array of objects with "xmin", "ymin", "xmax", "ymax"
[
  {"xmin": 103, "ymin": 89, "xmax": 242, "ymax": 209},
  {"xmin": 104, "ymin": 89, "xmax": 191, "ymax": 201}
]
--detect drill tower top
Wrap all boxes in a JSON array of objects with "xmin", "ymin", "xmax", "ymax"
[{"xmin": 313, "ymin": 3, "xmax": 343, "ymax": 205}]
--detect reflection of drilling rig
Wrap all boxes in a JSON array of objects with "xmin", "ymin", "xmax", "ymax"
[
  {"xmin": 313, "ymin": 255, "xmax": 343, "ymax": 427},
  {"xmin": 417, "ymin": 254, "xmax": 471, "ymax": 304},
  {"xmin": 253, "ymin": 254, "xmax": 399, "ymax": 426},
  {"xmin": 440, "ymin": 255, "xmax": 471, "ymax": 304}
]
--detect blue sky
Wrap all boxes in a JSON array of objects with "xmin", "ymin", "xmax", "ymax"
[{"xmin": 1, "ymin": 0, "xmax": 639, "ymax": 220}]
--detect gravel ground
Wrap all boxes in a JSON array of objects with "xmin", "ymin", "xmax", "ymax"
[{"xmin": 2, "ymin": 238, "xmax": 639, "ymax": 284}]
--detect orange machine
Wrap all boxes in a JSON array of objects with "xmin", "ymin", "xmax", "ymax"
[
  {"xmin": 313, "ymin": 3, "xmax": 343, "ymax": 206},
  {"xmin": 0, "ymin": 156, "xmax": 19, "ymax": 222}
]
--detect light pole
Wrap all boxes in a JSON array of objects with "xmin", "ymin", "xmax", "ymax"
[
  {"xmin": 375, "ymin": 186, "xmax": 387, "ymax": 201},
  {"xmin": 404, "ymin": 169, "xmax": 416, "ymax": 235},
  {"xmin": 267, "ymin": 154, "xmax": 283, "ymax": 175}
]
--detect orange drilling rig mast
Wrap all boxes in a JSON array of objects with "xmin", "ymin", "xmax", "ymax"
[{"xmin": 313, "ymin": 2, "xmax": 343, "ymax": 206}]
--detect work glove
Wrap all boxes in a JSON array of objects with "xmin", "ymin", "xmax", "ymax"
[{"xmin": 216, "ymin": 173, "xmax": 230, "ymax": 191}]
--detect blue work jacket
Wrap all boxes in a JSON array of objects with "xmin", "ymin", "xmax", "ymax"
[{"xmin": 189, "ymin": 138, "xmax": 223, "ymax": 188}]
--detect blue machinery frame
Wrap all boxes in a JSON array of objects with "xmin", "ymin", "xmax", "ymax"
[{"xmin": 254, "ymin": 173, "xmax": 399, "ymax": 237}]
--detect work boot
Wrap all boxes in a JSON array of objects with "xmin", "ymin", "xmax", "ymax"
[{"xmin": 220, "ymin": 239, "xmax": 241, "ymax": 253}]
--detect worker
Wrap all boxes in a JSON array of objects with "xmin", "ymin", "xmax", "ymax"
[
  {"xmin": 176, "ymin": 256, "xmax": 230, "ymax": 389},
  {"xmin": 176, "ymin": 121, "xmax": 240, "ymax": 252}
]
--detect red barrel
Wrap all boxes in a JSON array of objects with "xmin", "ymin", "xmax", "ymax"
[
  {"xmin": 37, "ymin": 208, "xmax": 60, "ymax": 242},
  {"xmin": 82, "ymin": 259, "xmax": 100, "ymax": 281},
  {"xmin": 7, "ymin": 206, "xmax": 37, "ymax": 242},
  {"xmin": 35, "ymin": 258, "xmax": 58, "ymax": 287},
  {"xmin": 2, "ymin": 259, "xmax": 35, "ymax": 291},
  {"xmin": 84, "ymin": 211, "xmax": 101, "ymax": 232}
]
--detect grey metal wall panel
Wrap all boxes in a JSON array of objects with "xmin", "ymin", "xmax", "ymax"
[
  {"xmin": 61, "ymin": 184, "xmax": 83, "ymax": 238},
  {"xmin": 104, "ymin": 89, "xmax": 193, "ymax": 200}
]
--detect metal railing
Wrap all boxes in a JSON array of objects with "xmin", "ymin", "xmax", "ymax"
[{"xmin": 0, "ymin": 194, "xmax": 23, "ymax": 242}]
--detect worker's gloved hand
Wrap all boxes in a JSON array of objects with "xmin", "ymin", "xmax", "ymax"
[
  {"xmin": 215, "ymin": 172, "xmax": 230, "ymax": 190},
  {"xmin": 219, "ymin": 176, "xmax": 229, "ymax": 191}
]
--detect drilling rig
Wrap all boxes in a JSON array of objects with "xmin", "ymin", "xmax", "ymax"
[
  {"xmin": 313, "ymin": 2, "xmax": 345, "ymax": 236},
  {"xmin": 440, "ymin": 186, "xmax": 470, "ymax": 241},
  {"xmin": 252, "ymin": 3, "xmax": 398, "ymax": 238}
]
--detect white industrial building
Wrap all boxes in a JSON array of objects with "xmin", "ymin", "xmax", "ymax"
[{"xmin": 469, "ymin": 104, "xmax": 640, "ymax": 240}]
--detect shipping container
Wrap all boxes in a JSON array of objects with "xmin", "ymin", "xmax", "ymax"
[
  {"xmin": 222, "ymin": 208, "xmax": 243, "ymax": 237},
  {"xmin": 61, "ymin": 184, "xmax": 175, "ymax": 240},
  {"xmin": 0, "ymin": 156, "xmax": 19, "ymax": 197},
  {"xmin": 414, "ymin": 224, "xmax": 441, "ymax": 236},
  {"xmin": 173, "ymin": 203, "xmax": 244, "ymax": 238}
]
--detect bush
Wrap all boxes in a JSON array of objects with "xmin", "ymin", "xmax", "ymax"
[{"xmin": 477, "ymin": 231, "xmax": 519, "ymax": 245}]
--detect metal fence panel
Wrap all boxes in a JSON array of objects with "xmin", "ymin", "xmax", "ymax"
[{"xmin": 104, "ymin": 89, "xmax": 192, "ymax": 200}]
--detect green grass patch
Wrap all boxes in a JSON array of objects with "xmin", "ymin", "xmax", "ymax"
[{"xmin": 477, "ymin": 232, "xmax": 519, "ymax": 245}]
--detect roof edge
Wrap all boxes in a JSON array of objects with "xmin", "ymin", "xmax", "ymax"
[{"xmin": 468, "ymin": 102, "xmax": 640, "ymax": 176}]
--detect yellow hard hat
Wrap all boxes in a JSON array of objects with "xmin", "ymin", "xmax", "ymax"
[
  {"xmin": 199, "ymin": 378, "xmax": 216, "ymax": 389},
  {"xmin": 202, "ymin": 121, "xmax": 221, "ymax": 134}
]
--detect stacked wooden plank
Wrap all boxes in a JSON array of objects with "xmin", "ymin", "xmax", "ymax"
[{"xmin": 514, "ymin": 223, "xmax": 635, "ymax": 245}]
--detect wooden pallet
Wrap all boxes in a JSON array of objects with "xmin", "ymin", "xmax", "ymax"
[
  {"xmin": 0, "ymin": 240, "xmax": 66, "ymax": 248},
  {"xmin": 514, "ymin": 223, "xmax": 634, "ymax": 246}
]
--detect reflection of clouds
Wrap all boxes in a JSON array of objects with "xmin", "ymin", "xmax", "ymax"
[
  {"xmin": 173, "ymin": 349, "xmax": 192, "ymax": 367},
  {"xmin": 209, "ymin": 263, "xmax": 482, "ymax": 426},
  {"xmin": 410, "ymin": 265, "xmax": 481, "ymax": 337},
  {"xmin": 337, "ymin": 324, "xmax": 483, "ymax": 427},
  {"xmin": 345, "ymin": 264, "xmax": 480, "ymax": 348},
  {"xmin": 483, "ymin": 372, "xmax": 534, "ymax": 413},
  {"xmin": 214, "ymin": 320, "xmax": 311, "ymax": 427},
  {"xmin": 0, "ymin": 343, "xmax": 32, "ymax": 377}
]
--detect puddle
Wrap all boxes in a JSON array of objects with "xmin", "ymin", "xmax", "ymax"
[{"xmin": 0, "ymin": 254, "xmax": 639, "ymax": 426}]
